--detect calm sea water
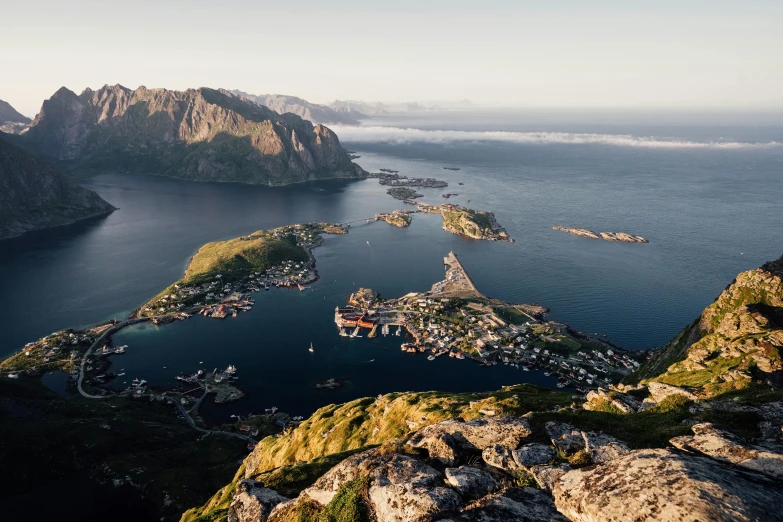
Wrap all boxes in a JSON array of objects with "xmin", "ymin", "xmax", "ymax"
[{"xmin": 2, "ymin": 110, "xmax": 782, "ymax": 420}]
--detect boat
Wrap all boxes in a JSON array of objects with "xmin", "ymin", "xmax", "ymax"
[
  {"xmin": 427, "ymin": 355, "xmax": 436, "ymax": 361},
  {"xmin": 309, "ymin": 342, "xmax": 314, "ymax": 353},
  {"xmin": 350, "ymin": 327, "xmax": 361, "ymax": 338},
  {"xmin": 395, "ymin": 326, "xmax": 401, "ymax": 336},
  {"xmin": 226, "ymin": 365, "xmax": 237, "ymax": 374},
  {"xmin": 544, "ymin": 371, "xmax": 551, "ymax": 376},
  {"xmin": 117, "ymin": 372, "xmax": 125, "ymax": 377}
]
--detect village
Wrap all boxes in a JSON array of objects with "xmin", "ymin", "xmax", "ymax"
[
  {"xmin": 333, "ymin": 252, "xmax": 644, "ymax": 392},
  {"xmin": 138, "ymin": 222, "xmax": 346, "ymax": 323}
]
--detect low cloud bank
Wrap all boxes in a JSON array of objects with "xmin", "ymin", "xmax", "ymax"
[{"xmin": 331, "ymin": 125, "xmax": 781, "ymax": 150}]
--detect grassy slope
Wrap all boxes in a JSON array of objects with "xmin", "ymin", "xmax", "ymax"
[{"xmin": 141, "ymin": 232, "xmax": 308, "ymax": 312}]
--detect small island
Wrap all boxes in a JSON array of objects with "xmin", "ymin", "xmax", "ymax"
[
  {"xmin": 371, "ymin": 171, "xmax": 448, "ymax": 189},
  {"xmin": 387, "ymin": 187, "xmax": 423, "ymax": 200},
  {"xmin": 553, "ymin": 226, "xmax": 648, "ymax": 243},
  {"xmin": 418, "ymin": 203, "xmax": 513, "ymax": 242},
  {"xmin": 375, "ymin": 210, "xmax": 413, "ymax": 228},
  {"xmin": 443, "ymin": 167, "xmax": 461, "ymax": 171}
]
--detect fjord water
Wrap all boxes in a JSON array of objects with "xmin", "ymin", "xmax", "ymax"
[{"xmin": 3, "ymin": 110, "xmax": 783, "ymax": 420}]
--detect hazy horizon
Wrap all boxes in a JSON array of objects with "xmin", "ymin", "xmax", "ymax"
[{"xmin": 2, "ymin": 0, "xmax": 782, "ymax": 117}]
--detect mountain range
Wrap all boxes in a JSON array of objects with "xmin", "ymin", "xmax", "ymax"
[
  {"xmin": 230, "ymin": 90, "xmax": 361, "ymax": 125},
  {"xmin": 0, "ymin": 132, "xmax": 115, "ymax": 239},
  {"xmin": 19, "ymin": 85, "xmax": 366, "ymax": 185}
]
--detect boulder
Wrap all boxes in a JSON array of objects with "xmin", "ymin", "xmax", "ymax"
[
  {"xmin": 300, "ymin": 448, "xmax": 381, "ymax": 505},
  {"xmin": 444, "ymin": 466, "xmax": 499, "ymax": 498},
  {"xmin": 647, "ymin": 382, "xmax": 698, "ymax": 403},
  {"xmin": 482, "ymin": 444, "xmax": 521, "ymax": 473},
  {"xmin": 553, "ymin": 448, "xmax": 783, "ymax": 522},
  {"xmin": 511, "ymin": 443, "xmax": 556, "ymax": 468},
  {"xmin": 670, "ymin": 423, "xmax": 783, "ymax": 480},
  {"xmin": 407, "ymin": 416, "xmax": 532, "ymax": 457},
  {"xmin": 581, "ymin": 432, "xmax": 630, "ymax": 465},
  {"xmin": 584, "ymin": 388, "xmax": 641, "ymax": 413},
  {"xmin": 545, "ymin": 422, "xmax": 585, "ymax": 454},
  {"xmin": 528, "ymin": 464, "xmax": 571, "ymax": 492},
  {"xmin": 228, "ymin": 480, "xmax": 289, "ymax": 522},
  {"xmin": 438, "ymin": 487, "xmax": 567, "ymax": 521}
]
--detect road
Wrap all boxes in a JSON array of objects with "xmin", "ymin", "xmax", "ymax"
[{"xmin": 169, "ymin": 397, "xmax": 258, "ymax": 443}]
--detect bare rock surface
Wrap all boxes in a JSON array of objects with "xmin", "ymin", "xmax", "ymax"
[
  {"xmin": 444, "ymin": 466, "xmax": 499, "ymax": 498},
  {"xmin": 581, "ymin": 432, "xmax": 631, "ymax": 465},
  {"xmin": 670, "ymin": 422, "xmax": 783, "ymax": 480},
  {"xmin": 583, "ymin": 388, "xmax": 641, "ymax": 413},
  {"xmin": 437, "ymin": 487, "xmax": 566, "ymax": 522},
  {"xmin": 228, "ymin": 480, "xmax": 289, "ymax": 522},
  {"xmin": 512, "ymin": 443, "xmax": 557, "ymax": 467},
  {"xmin": 528, "ymin": 464, "xmax": 571, "ymax": 492},
  {"xmin": 545, "ymin": 421, "xmax": 585, "ymax": 454},
  {"xmin": 647, "ymin": 382, "xmax": 699, "ymax": 402},
  {"xmin": 408, "ymin": 416, "xmax": 532, "ymax": 462},
  {"xmin": 553, "ymin": 448, "xmax": 783, "ymax": 522},
  {"xmin": 300, "ymin": 448, "xmax": 382, "ymax": 505},
  {"xmin": 482, "ymin": 444, "xmax": 521, "ymax": 473}
]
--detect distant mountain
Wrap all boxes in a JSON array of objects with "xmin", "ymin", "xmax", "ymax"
[
  {"xmin": 231, "ymin": 90, "xmax": 360, "ymax": 125},
  {"xmin": 0, "ymin": 133, "xmax": 115, "ymax": 239},
  {"xmin": 0, "ymin": 98, "xmax": 31, "ymax": 135},
  {"xmin": 21, "ymin": 85, "xmax": 366, "ymax": 185},
  {"xmin": 328, "ymin": 99, "xmax": 474, "ymax": 115}
]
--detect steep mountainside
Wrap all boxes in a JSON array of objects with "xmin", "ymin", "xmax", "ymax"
[
  {"xmin": 0, "ymin": 98, "xmax": 30, "ymax": 124},
  {"xmin": 231, "ymin": 90, "xmax": 360, "ymax": 125},
  {"xmin": 0, "ymin": 98, "xmax": 31, "ymax": 134},
  {"xmin": 185, "ymin": 253, "xmax": 783, "ymax": 522},
  {"xmin": 22, "ymin": 85, "xmax": 366, "ymax": 185},
  {"xmin": 0, "ymin": 133, "xmax": 115, "ymax": 239},
  {"xmin": 631, "ymin": 254, "xmax": 783, "ymax": 395}
]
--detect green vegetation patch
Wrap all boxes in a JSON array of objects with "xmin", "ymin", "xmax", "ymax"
[{"xmin": 184, "ymin": 233, "xmax": 308, "ymax": 285}]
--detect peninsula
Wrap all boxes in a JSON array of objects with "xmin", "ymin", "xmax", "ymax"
[
  {"xmin": 335, "ymin": 251, "xmax": 632, "ymax": 391},
  {"xmin": 553, "ymin": 226, "xmax": 648, "ymax": 243}
]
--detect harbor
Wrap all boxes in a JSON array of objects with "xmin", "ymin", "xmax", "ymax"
[{"xmin": 333, "ymin": 251, "xmax": 642, "ymax": 393}]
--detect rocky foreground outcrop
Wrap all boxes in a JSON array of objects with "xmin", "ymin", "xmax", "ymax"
[
  {"xmin": 0, "ymin": 134, "xmax": 115, "ymax": 239},
  {"xmin": 21, "ymin": 84, "xmax": 366, "ymax": 185},
  {"xmin": 218, "ymin": 413, "xmax": 783, "ymax": 522}
]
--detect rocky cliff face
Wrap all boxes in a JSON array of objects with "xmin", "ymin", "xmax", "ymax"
[
  {"xmin": 22, "ymin": 85, "xmax": 366, "ymax": 185},
  {"xmin": 0, "ymin": 134, "xmax": 115, "ymax": 239},
  {"xmin": 230, "ymin": 90, "xmax": 360, "ymax": 125}
]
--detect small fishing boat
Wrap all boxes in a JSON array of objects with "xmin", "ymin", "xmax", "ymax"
[
  {"xmin": 308, "ymin": 342, "xmax": 314, "ymax": 353},
  {"xmin": 339, "ymin": 328, "xmax": 348, "ymax": 337},
  {"xmin": 427, "ymin": 355, "xmax": 436, "ymax": 361},
  {"xmin": 226, "ymin": 365, "xmax": 237, "ymax": 374}
]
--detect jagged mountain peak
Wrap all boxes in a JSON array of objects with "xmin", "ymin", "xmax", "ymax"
[{"xmin": 21, "ymin": 85, "xmax": 365, "ymax": 185}]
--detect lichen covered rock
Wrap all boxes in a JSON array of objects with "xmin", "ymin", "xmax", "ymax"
[{"xmin": 553, "ymin": 448, "xmax": 783, "ymax": 522}]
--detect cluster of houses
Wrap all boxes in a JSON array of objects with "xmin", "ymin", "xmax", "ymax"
[
  {"xmin": 3, "ymin": 329, "xmax": 96, "ymax": 379},
  {"xmin": 343, "ymin": 289, "xmax": 641, "ymax": 392},
  {"xmin": 140, "ymin": 223, "xmax": 336, "ymax": 321}
]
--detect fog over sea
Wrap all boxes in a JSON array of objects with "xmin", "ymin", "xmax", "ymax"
[{"xmin": 2, "ymin": 109, "xmax": 782, "ymax": 420}]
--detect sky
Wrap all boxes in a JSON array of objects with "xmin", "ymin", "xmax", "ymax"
[{"xmin": 2, "ymin": 0, "xmax": 782, "ymax": 117}]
